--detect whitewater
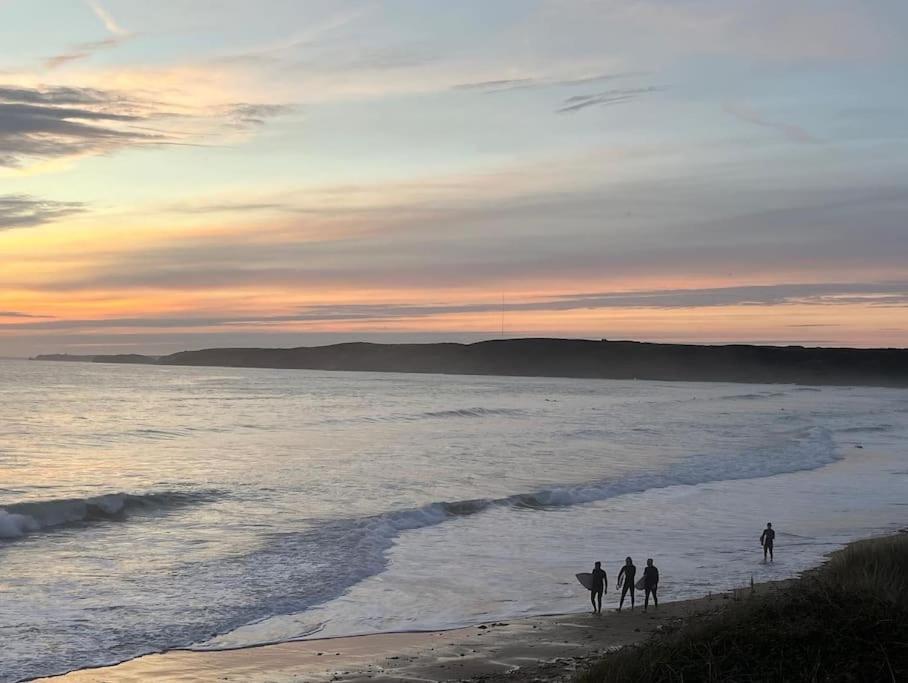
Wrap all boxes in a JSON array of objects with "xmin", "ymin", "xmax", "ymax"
[{"xmin": 0, "ymin": 359, "xmax": 906, "ymax": 681}]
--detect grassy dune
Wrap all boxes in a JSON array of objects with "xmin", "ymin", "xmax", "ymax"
[{"xmin": 580, "ymin": 533, "xmax": 908, "ymax": 682}]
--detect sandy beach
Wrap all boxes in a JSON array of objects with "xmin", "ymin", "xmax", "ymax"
[{"xmin": 37, "ymin": 583, "xmax": 780, "ymax": 683}]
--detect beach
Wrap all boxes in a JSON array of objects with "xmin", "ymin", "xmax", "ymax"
[
  {"xmin": 3, "ymin": 360, "xmax": 906, "ymax": 681},
  {"xmin": 42, "ymin": 531, "xmax": 908, "ymax": 683},
  {"xmin": 37, "ymin": 584, "xmax": 766, "ymax": 682}
]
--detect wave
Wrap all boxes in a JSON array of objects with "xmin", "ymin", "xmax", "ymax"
[
  {"xmin": 835, "ymin": 424, "xmax": 893, "ymax": 434},
  {"xmin": 420, "ymin": 407, "xmax": 525, "ymax": 419},
  {"xmin": 127, "ymin": 428, "xmax": 189, "ymax": 440},
  {"xmin": 560, "ymin": 427, "xmax": 615, "ymax": 439},
  {"xmin": 196, "ymin": 426, "xmax": 838, "ymax": 651},
  {"xmin": 342, "ymin": 427, "xmax": 837, "ymax": 528},
  {"xmin": 0, "ymin": 490, "xmax": 216, "ymax": 540},
  {"xmin": 722, "ymin": 391, "xmax": 789, "ymax": 400},
  {"xmin": 323, "ymin": 407, "xmax": 526, "ymax": 424}
]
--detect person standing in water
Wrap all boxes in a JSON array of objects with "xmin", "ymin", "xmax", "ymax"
[
  {"xmin": 642, "ymin": 558, "xmax": 659, "ymax": 611},
  {"xmin": 616, "ymin": 557, "xmax": 636, "ymax": 612},
  {"xmin": 760, "ymin": 522, "xmax": 776, "ymax": 562},
  {"xmin": 590, "ymin": 561, "xmax": 607, "ymax": 614}
]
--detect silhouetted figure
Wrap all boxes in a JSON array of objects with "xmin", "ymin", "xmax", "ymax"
[
  {"xmin": 761, "ymin": 522, "xmax": 775, "ymax": 562},
  {"xmin": 617, "ymin": 557, "xmax": 636, "ymax": 611},
  {"xmin": 643, "ymin": 558, "xmax": 659, "ymax": 611},
  {"xmin": 590, "ymin": 561, "xmax": 607, "ymax": 614}
]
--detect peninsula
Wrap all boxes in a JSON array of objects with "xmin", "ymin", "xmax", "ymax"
[{"xmin": 33, "ymin": 338, "xmax": 908, "ymax": 387}]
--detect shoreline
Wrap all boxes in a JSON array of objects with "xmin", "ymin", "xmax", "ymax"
[
  {"xmin": 36, "ymin": 580, "xmax": 789, "ymax": 683},
  {"xmin": 22, "ymin": 462, "xmax": 905, "ymax": 683}
]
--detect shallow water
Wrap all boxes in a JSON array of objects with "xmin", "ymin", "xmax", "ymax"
[{"xmin": 0, "ymin": 359, "xmax": 905, "ymax": 681}]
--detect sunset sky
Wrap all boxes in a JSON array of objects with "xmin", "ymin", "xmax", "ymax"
[{"xmin": 1, "ymin": 0, "xmax": 906, "ymax": 356}]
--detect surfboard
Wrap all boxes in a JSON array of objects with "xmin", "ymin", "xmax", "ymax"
[
  {"xmin": 576, "ymin": 572, "xmax": 594, "ymax": 590},
  {"xmin": 634, "ymin": 578, "xmax": 662, "ymax": 590}
]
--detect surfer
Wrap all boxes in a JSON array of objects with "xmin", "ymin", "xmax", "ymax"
[
  {"xmin": 760, "ymin": 522, "xmax": 775, "ymax": 562},
  {"xmin": 590, "ymin": 561, "xmax": 607, "ymax": 614},
  {"xmin": 616, "ymin": 557, "xmax": 636, "ymax": 611},
  {"xmin": 642, "ymin": 558, "xmax": 659, "ymax": 611}
]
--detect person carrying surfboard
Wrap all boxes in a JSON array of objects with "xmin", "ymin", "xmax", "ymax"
[
  {"xmin": 589, "ymin": 561, "xmax": 607, "ymax": 614},
  {"xmin": 616, "ymin": 557, "xmax": 636, "ymax": 612},
  {"xmin": 642, "ymin": 558, "xmax": 659, "ymax": 611},
  {"xmin": 760, "ymin": 522, "xmax": 776, "ymax": 562}
]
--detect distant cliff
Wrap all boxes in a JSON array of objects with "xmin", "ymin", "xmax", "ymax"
[
  {"xmin": 31, "ymin": 340, "xmax": 908, "ymax": 386},
  {"xmin": 144, "ymin": 338, "xmax": 908, "ymax": 387}
]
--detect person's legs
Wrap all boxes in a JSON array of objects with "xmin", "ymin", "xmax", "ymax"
[
  {"xmin": 763, "ymin": 544, "xmax": 768, "ymax": 561},
  {"xmin": 652, "ymin": 585, "xmax": 658, "ymax": 608},
  {"xmin": 590, "ymin": 590, "xmax": 597, "ymax": 612},
  {"xmin": 596, "ymin": 589, "xmax": 603, "ymax": 614},
  {"xmin": 768, "ymin": 543, "xmax": 774, "ymax": 562},
  {"xmin": 629, "ymin": 586, "xmax": 635, "ymax": 610},
  {"xmin": 644, "ymin": 587, "xmax": 650, "ymax": 611},
  {"xmin": 618, "ymin": 584, "xmax": 628, "ymax": 611}
]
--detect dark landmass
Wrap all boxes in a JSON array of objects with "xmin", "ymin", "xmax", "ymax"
[
  {"xmin": 580, "ymin": 532, "xmax": 908, "ymax": 683},
  {"xmin": 32, "ymin": 338, "xmax": 908, "ymax": 386},
  {"xmin": 32, "ymin": 353, "xmax": 158, "ymax": 364}
]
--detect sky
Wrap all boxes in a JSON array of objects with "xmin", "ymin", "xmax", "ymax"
[{"xmin": 1, "ymin": 0, "xmax": 907, "ymax": 356}]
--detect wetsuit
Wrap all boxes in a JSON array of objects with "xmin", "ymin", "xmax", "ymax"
[
  {"xmin": 590, "ymin": 567, "xmax": 607, "ymax": 613},
  {"xmin": 618, "ymin": 563, "xmax": 636, "ymax": 609},
  {"xmin": 761, "ymin": 527, "xmax": 776, "ymax": 560},
  {"xmin": 643, "ymin": 565, "xmax": 659, "ymax": 610}
]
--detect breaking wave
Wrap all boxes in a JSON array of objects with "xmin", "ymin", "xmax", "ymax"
[
  {"xmin": 197, "ymin": 426, "xmax": 838, "ymax": 650},
  {"xmin": 0, "ymin": 490, "xmax": 217, "ymax": 540},
  {"xmin": 335, "ymin": 426, "xmax": 837, "ymax": 531}
]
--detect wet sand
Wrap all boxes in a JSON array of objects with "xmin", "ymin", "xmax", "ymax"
[{"xmin": 38, "ymin": 583, "xmax": 778, "ymax": 683}]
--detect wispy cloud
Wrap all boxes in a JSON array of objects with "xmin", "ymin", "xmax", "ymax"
[
  {"xmin": 45, "ymin": 37, "xmax": 124, "ymax": 70},
  {"xmin": 16, "ymin": 169, "xmax": 905, "ymax": 296},
  {"xmin": 453, "ymin": 72, "xmax": 642, "ymax": 94},
  {"xmin": 0, "ymin": 194, "xmax": 85, "ymax": 230},
  {"xmin": 165, "ymin": 201, "xmax": 293, "ymax": 215},
  {"xmin": 0, "ymin": 86, "xmax": 112, "ymax": 106},
  {"xmin": 86, "ymin": 0, "xmax": 129, "ymax": 37},
  {"xmin": 0, "ymin": 85, "xmax": 292, "ymax": 167},
  {"xmin": 0, "ymin": 87, "xmax": 164, "ymax": 166},
  {"xmin": 724, "ymin": 102, "xmax": 817, "ymax": 143},
  {"xmin": 44, "ymin": 1, "xmax": 132, "ymax": 69},
  {"xmin": 557, "ymin": 86, "xmax": 663, "ymax": 113},
  {"xmin": 452, "ymin": 78, "xmax": 535, "ymax": 92},
  {"xmin": 224, "ymin": 103, "xmax": 295, "ymax": 128},
  {"xmin": 0, "ymin": 311, "xmax": 47, "ymax": 319},
  {"xmin": 4, "ymin": 282, "xmax": 907, "ymax": 332}
]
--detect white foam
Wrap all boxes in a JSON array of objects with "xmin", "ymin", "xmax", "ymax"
[{"xmin": 0, "ymin": 511, "xmax": 40, "ymax": 538}]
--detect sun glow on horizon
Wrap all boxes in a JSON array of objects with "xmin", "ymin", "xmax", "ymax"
[{"xmin": 0, "ymin": 1, "xmax": 906, "ymax": 355}]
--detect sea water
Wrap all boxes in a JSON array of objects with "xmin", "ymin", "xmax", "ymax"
[{"xmin": 0, "ymin": 358, "xmax": 905, "ymax": 681}]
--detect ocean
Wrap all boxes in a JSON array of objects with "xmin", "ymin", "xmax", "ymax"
[{"xmin": 1, "ymin": 358, "xmax": 905, "ymax": 682}]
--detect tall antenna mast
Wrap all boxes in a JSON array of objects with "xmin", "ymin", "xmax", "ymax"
[{"xmin": 500, "ymin": 293, "xmax": 505, "ymax": 337}]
